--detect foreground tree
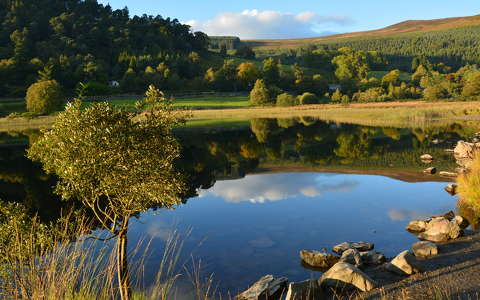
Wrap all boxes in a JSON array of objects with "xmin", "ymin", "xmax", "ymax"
[
  {"xmin": 28, "ymin": 85, "xmax": 187, "ymax": 300},
  {"xmin": 25, "ymin": 80, "xmax": 63, "ymax": 114}
]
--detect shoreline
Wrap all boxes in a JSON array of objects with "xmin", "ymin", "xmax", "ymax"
[{"xmin": 1, "ymin": 100, "xmax": 480, "ymax": 132}]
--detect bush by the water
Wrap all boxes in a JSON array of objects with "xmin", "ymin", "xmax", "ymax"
[
  {"xmin": 297, "ymin": 92, "xmax": 319, "ymax": 105},
  {"xmin": 26, "ymin": 80, "xmax": 63, "ymax": 114},
  {"xmin": 276, "ymin": 93, "xmax": 296, "ymax": 107},
  {"xmin": 249, "ymin": 79, "xmax": 273, "ymax": 106}
]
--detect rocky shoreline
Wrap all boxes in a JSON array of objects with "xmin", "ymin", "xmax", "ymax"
[{"xmin": 235, "ymin": 138, "xmax": 480, "ymax": 300}]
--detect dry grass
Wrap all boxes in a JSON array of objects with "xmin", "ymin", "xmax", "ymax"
[
  {"xmin": 457, "ymin": 152, "xmax": 480, "ymax": 212},
  {"xmin": 190, "ymin": 101, "xmax": 480, "ymax": 129},
  {"xmin": 2, "ymin": 100, "xmax": 480, "ymax": 132}
]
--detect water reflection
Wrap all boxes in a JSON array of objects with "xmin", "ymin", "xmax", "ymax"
[
  {"xmin": 1, "ymin": 117, "xmax": 479, "ymax": 294},
  {"xmin": 199, "ymin": 173, "xmax": 358, "ymax": 203}
]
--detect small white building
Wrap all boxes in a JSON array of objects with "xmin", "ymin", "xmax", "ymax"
[
  {"xmin": 109, "ymin": 80, "xmax": 120, "ymax": 87},
  {"xmin": 328, "ymin": 84, "xmax": 342, "ymax": 91}
]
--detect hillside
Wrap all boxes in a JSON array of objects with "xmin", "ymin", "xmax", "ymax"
[{"xmin": 245, "ymin": 14, "xmax": 480, "ymax": 49}]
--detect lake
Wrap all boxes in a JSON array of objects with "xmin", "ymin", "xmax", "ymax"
[{"xmin": 1, "ymin": 117, "xmax": 476, "ymax": 296}]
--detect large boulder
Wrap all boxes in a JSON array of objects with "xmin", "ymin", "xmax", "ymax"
[
  {"xmin": 236, "ymin": 275, "xmax": 288, "ymax": 300},
  {"xmin": 418, "ymin": 217, "xmax": 462, "ymax": 242},
  {"xmin": 385, "ymin": 250, "xmax": 422, "ymax": 275},
  {"xmin": 332, "ymin": 242, "xmax": 374, "ymax": 254},
  {"xmin": 340, "ymin": 248, "xmax": 362, "ymax": 267},
  {"xmin": 406, "ymin": 220, "xmax": 428, "ymax": 233},
  {"xmin": 300, "ymin": 250, "xmax": 339, "ymax": 269},
  {"xmin": 285, "ymin": 279, "xmax": 324, "ymax": 300},
  {"xmin": 360, "ymin": 250, "xmax": 386, "ymax": 265},
  {"xmin": 412, "ymin": 241, "xmax": 438, "ymax": 258},
  {"xmin": 454, "ymin": 141, "xmax": 477, "ymax": 160},
  {"xmin": 320, "ymin": 262, "xmax": 377, "ymax": 292}
]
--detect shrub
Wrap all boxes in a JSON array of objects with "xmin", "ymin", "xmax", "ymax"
[
  {"xmin": 423, "ymin": 85, "xmax": 449, "ymax": 100},
  {"xmin": 331, "ymin": 89, "xmax": 343, "ymax": 102},
  {"xmin": 249, "ymin": 79, "xmax": 273, "ymax": 106},
  {"xmin": 26, "ymin": 80, "xmax": 63, "ymax": 114},
  {"xmin": 297, "ymin": 92, "xmax": 319, "ymax": 105},
  {"xmin": 341, "ymin": 95, "xmax": 350, "ymax": 106},
  {"xmin": 276, "ymin": 93, "xmax": 296, "ymax": 107}
]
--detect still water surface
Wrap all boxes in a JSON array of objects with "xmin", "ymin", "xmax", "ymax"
[
  {"xmin": 1, "ymin": 117, "xmax": 472, "ymax": 294},
  {"xmin": 130, "ymin": 172, "xmax": 455, "ymax": 292}
]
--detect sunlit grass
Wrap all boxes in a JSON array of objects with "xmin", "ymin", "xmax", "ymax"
[{"xmin": 457, "ymin": 153, "xmax": 480, "ymax": 212}]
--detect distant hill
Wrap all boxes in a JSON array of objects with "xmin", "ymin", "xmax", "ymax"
[{"xmin": 245, "ymin": 14, "xmax": 480, "ymax": 49}]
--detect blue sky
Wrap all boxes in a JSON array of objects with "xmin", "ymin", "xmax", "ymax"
[{"xmin": 98, "ymin": 0, "xmax": 480, "ymax": 39}]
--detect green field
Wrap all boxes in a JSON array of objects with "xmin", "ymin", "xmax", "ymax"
[
  {"xmin": 0, "ymin": 95, "xmax": 250, "ymax": 117},
  {"xmin": 369, "ymin": 71, "xmax": 412, "ymax": 81}
]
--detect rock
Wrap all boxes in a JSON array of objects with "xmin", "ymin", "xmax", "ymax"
[
  {"xmin": 285, "ymin": 279, "xmax": 324, "ymax": 300},
  {"xmin": 360, "ymin": 250, "xmax": 386, "ymax": 265},
  {"xmin": 236, "ymin": 275, "xmax": 288, "ymax": 300},
  {"xmin": 406, "ymin": 220, "xmax": 428, "ymax": 232},
  {"xmin": 454, "ymin": 141, "xmax": 478, "ymax": 159},
  {"xmin": 455, "ymin": 167, "xmax": 468, "ymax": 174},
  {"xmin": 432, "ymin": 139, "xmax": 440, "ymax": 144},
  {"xmin": 332, "ymin": 242, "xmax": 374, "ymax": 254},
  {"xmin": 340, "ymin": 248, "xmax": 362, "ymax": 267},
  {"xmin": 320, "ymin": 262, "xmax": 377, "ymax": 292},
  {"xmin": 439, "ymin": 210, "xmax": 455, "ymax": 221},
  {"xmin": 385, "ymin": 250, "xmax": 422, "ymax": 275},
  {"xmin": 420, "ymin": 154, "xmax": 433, "ymax": 160},
  {"xmin": 300, "ymin": 250, "xmax": 339, "ymax": 269},
  {"xmin": 444, "ymin": 149, "xmax": 455, "ymax": 153},
  {"xmin": 423, "ymin": 167, "xmax": 437, "ymax": 174},
  {"xmin": 418, "ymin": 217, "xmax": 463, "ymax": 242},
  {"xmin": 454, "ymin": 215, "xmax": 470, "ymax": 229},
  {"xmin": 473, "ymin": 137, "xmax": 479, "ymax": 143},
  {"xmin": 444, "ymin": 184, "xmax": 457, "ymax": 195},
  {"xmin": 412, "ymin": 241, "xmax": 438, "ymax": 258},
  {"xmin": 439, "ymin": 171, "xmax": 457, "ymax": 177}
]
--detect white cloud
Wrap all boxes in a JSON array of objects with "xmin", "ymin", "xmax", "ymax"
[
  {"xmin": 199, "ymin": 173, "xmax": 358, "ymax": 203},
  {"xmin": 185, "ymin": 10, "xmax": 353, "ymax": 39}
]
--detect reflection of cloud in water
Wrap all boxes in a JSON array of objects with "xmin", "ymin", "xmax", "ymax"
[
  {"xmin": 200, "ymin": 173, "xmax": 359, "ymax": 203},
  {"xmin": 388, "ymin": 209, "xmax": 430, "ymax": 221}
]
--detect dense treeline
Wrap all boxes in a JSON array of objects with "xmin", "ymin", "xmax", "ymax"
[
  {"xmin": 0, "ymin": 0, "xmax": 209, "ymax": 96},
  {"xmin": 315, "ymin": 26, "xmax": 480, "ymax": 71}
]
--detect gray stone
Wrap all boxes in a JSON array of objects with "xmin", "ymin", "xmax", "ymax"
[
  {"xmin": 320, "ymin": 262, "xmax": 377, "ymax": 292},
  {"xmin": 385, "ymin": 250, "xmax": 422, "ymax": 275},
  {"xmin": 340, "ymin": 248, "xmax": 362, "ymax": 267},
  {"xmin": 420, "ymin": 154, "xmax": 433, "ymax": 161},
  {"xmin": 237, "ymin": 275, "xmax": 288, "ymax": 300},
  {"xmin": 454, "ymin": 215, "xmax": 470, "ymax": 229},
  {"xmin": 444, "ymin": 184, "xmax": 457, "ymax": 195},
  {"xmin": 423, "ymin": 167, "xmax": 437, "ymax": 174},
  {"xmin": 300, "ymin": 250, "xmax": 339, "ymax": 269},
  {"xmin": 439, "ymin": 171, "xmax": 457, "ymax": 178},
  {"xmin": 332, "ymin": 242, "xmax": 374, "ymax": 254},
  {"xmin": 412, "ymin": 241, "xmax": 438, "ymax": 258},
  {"xmin": 360, "ymin": 250, "xmax": 386, "ymax": 265},
  {"xmin": 406, "ymin": 220, "xmax": 428, "ymax": 232},
  {"xmin": 285, "ymin": 279, "xmax": 324, "ymax": 300}
]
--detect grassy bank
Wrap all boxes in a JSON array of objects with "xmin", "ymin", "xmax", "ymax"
[
  {"xmin": 2, "ymin": 100, "xmax": 480, "ymax": 132},
  {"xmin": 190, "ymin": 101, "xmax": 480, "ymax": 128}
]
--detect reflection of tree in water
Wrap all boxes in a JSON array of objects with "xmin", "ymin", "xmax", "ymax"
[{"xmin": 334, "ymin": 131, "xmax": 372, "ymax": 164}]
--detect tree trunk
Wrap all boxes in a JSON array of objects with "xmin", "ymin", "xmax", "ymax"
[{"xmin": 117, "ymin": 216, "xmax": 131, "ymax": 300}]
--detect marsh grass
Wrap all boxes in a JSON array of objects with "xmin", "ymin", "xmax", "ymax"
[{"xmin": 0, "ymin": 216, "xmax": 224, "ymax": 300}]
